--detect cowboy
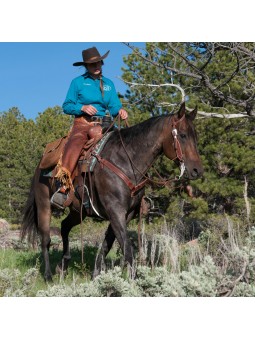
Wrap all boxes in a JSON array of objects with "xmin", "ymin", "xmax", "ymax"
[{"xmin": 53, "ymin": 46, "xmax": 128, "ymax": 207}]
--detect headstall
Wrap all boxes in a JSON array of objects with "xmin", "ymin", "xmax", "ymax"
[{"xmin": 171, "ymin": 114, "xmax": 186, "ymax": 179}]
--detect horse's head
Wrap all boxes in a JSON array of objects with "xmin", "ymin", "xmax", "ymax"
[{"xmin": 163, "ymin": 102, "xmax": 203, "ymax": 180}]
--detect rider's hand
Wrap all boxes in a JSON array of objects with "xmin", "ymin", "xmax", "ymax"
[
  {"xmin": 119, "ymin": 108, "xmax": 128, "ymax": 120},
  {"xmin": 81, "ymin": 105, "xmax": 97, "ymax": 116}
]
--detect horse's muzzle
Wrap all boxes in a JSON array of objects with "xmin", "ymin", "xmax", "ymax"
[{"xmin": 188, "ymin": 166, "xmax": 204, "ymax": 179}]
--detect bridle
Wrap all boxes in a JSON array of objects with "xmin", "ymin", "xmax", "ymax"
[{"xmin": 170, "ymin": 114, "xmax": 186, "ymax": 179}]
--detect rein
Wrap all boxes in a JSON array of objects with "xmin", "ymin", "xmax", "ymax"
[
  {"xmin": 116, "ymin": 113, "xmax": 186, "ymax": 189},
  {"xmin": 93, "ymin": 113, "xmax": 187, "ymax": 197}
]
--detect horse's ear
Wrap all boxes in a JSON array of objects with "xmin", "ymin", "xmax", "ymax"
[
  {"xmin": 177, "ymin": 102, "xmax": 186, "ymax": 119},
  {"xmin": 189, "ymin": 106, "xmax": 197, "ymax": 121}
]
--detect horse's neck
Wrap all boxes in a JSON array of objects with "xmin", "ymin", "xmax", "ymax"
[{"xmin": 121, "ymin": 117, "xmax": 166, "ymax": 177}]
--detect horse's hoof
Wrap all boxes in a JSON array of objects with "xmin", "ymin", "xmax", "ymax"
[
  {"xmin": 123, "ymin": 263, "xmax": 136, "ymax": 280},
  {"xmin": 44, "ymin": 273, "xmax": 53, "ymax": 282},
  {"xmin": 55, "ymin": 264, "xmax": 67, "ymax": 277},
  {"xmin": 92, "ymin": 269, "xmax": 100, "ymax": 280}
]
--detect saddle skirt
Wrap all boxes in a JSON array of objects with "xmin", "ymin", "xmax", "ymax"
[
  {"xmin": 40, "ymin": 131, "xmax": 113, "ymax": 178},
  {"xmin": 39, "ymin": 135, "xmax": 68, "ymax": 170}
]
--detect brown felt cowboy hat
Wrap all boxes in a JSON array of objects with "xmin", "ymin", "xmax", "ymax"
[{"xmin": 73, "ymin": 47, "xmax": 110, "ymax": 66}]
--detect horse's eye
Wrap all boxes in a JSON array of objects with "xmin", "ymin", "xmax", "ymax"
[{"xmin": 180, "ymin": 133, "xmax": 186, "ymax": 139}]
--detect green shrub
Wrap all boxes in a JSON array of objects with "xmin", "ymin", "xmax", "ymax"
[
  {"xmin": 1, "ymin": 217, "xmax": 255, "ymax": 297},
  {"xmin": 0, "ymin": 267, "xmax": 39, "ymax": 297}
]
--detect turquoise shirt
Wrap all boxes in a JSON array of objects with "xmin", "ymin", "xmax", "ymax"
[{"xmin": 62, "ymin": 72, "xmax": 122, "ymax": 117}]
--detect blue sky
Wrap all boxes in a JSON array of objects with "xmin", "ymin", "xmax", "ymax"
[
  {"xmin": 0, "ymin": 42, "xmax": 143, "ymax": 120},
  {"xmin": 0, "ymin": 2, "xmax": 251, "ymax": 122}
]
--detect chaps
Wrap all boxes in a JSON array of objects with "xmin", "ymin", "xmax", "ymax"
[{"xmin": 56, "ymin": 117, "xmax": 92, "ymax": 190}]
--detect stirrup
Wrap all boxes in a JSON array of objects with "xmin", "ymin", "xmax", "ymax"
[{"xmin": 51, "ymin": 188, "xmax": 68, "ymax": 210}]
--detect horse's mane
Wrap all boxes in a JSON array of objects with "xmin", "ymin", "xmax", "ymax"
[{"xmin": 116, "ymin": 115, "xmax": 168, "ymax": 145}]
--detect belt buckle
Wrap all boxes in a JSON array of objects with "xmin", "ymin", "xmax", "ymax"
[{"xmin": 92, "ymin": 116, "xmax": 102, "ymax": 124}]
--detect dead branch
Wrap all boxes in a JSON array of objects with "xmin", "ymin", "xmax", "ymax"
[
  {"xmin": 243, "ymin": 176, "xmax": 251, "ymax": 222},
  {"xmin": 123, "ymin": 42, "xmax": 255, "ymax": 116},
  {"xmin": 120, "ymin": 78, "xmax": 186, "ymax": 102},
  {"xmin": 193, "ymin": 111, "xmax": 249, "ymax": 119},
  {"xmin": 120, "ymin": 77, "xmax": 251, "ymax": 118}
]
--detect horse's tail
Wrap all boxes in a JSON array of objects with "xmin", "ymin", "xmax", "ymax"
[{"xmin": 20, "ymin": 172, "xmax": 38, "ymax": 246}]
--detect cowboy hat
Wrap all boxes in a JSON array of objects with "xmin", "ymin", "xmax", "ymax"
[{"xmin": 73, "ymin": 47, "xmax": 110, "ymax": 66}]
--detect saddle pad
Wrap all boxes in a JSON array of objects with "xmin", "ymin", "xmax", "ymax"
[{"xmin": 87, "ymin": 131, "xmax": 114, "ymax": 172}]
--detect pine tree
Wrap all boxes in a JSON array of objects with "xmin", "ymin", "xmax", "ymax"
[
  {"xmin": 0, "ymin": 106, "xmax": 73, "ymax": 223},
  {"xmin": 35, "ymin": 106, "xmax": 73, "ymax": 148},
  {"xmin": 121, "ymin": 42, "xmax": 255, "ymax": 225},
  {"xmin": 0, "ymin": 108, "xmax": 29, "ymax": 222}
]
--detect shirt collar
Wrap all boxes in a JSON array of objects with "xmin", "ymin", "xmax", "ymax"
[{"xmin": 83, "ymin": 71, "xmax": 104, "ymax": 81}]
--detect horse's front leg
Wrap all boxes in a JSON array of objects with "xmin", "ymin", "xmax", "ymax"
[
  {"xmin": 108, "ymin": 207, "xmax": 134, "ymax": 269},
  {"xmin": 93, "ymin": 208, "xmax": 138, "ymax": 278},
  {"xmin": 93, "ymin": 224, "xmax": 116, "ymax": 278}
]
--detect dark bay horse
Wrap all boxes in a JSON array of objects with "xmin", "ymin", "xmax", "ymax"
[{"xmin": 21, "ymin": 103, "xmax": 203, "ymax": 281}]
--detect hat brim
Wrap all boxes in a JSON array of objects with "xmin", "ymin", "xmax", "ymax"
[{"xmin": 73, "ymin": 50, "xmax": 110, "ymax": 66}]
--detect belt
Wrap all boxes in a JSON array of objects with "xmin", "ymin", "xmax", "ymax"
[
  {"xmin": 75, "ymin": 115, "xmax": 103, "ymax": 124},
  {"xmin": 86, "ymin": 116, "xmax": 103, "ymax": 123}
]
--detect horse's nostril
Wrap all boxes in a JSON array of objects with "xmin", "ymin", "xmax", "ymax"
[
  {"xmin": 192, "ymin": 168, "xmax": 199, "ymax": 177},
  {"xmin": 192, "ymin": 167, "xmax": 204, "ymax": 178}
]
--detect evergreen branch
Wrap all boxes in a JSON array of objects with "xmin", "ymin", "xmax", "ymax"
[
  {"xmin": 123, "ymin": 42, "xmax": 201, "ymax": 80},
  {"xmin": 214, "ymin": 51, "xmax": 240, "ymax": 91},
  {"xmin": 166, "ymin": 42, "xmax": 255, "ymax": 114}
]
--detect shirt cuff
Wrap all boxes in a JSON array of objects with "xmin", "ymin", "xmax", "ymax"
[{"xmin": 71, "ymin": 104, "xmax": 83, "ymax": 115}]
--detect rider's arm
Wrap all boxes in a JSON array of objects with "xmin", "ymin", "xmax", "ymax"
[{"xmin": 62, "ymin": 78, "xmax": 84, "ymax": 115}]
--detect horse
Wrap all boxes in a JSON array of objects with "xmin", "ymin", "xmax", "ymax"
[{"xmin": 21, "ymin": 102, "xmax": 203, "ymax": 281}]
